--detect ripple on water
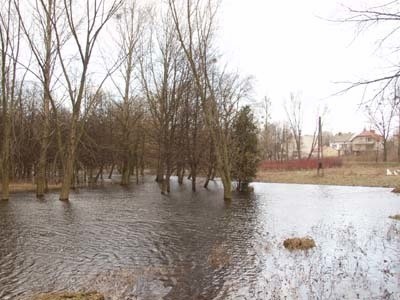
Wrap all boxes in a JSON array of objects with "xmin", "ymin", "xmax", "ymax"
[{"xmin": 0, "ymin": 178, "xmax": 399, "ymax": 299}]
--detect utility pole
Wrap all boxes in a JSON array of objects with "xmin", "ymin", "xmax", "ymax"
[{"xmin": 317, "ymin": 116, "xmax": 324, "ymax": 177}]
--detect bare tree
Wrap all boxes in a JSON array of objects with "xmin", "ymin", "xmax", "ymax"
[
  {"xmin": 259, "ymin": 96, "xmax": 273, "ymax": 160},
  {"xmin": 340, "ymin": 2, "xmax": 400, "ymax": 102},
  {"xmin": 138, "ymin": 8, "xmax": 190, "ymax": 194},
  {"xmin": 366, "ymin": 91, "xmax": 397, "ymax": 162},
  {"xmin": 15, "ymin": 0, "xmax": 59, "ymax": 197},
  {"xmin": 168, "ymin": 0, "xmax": 239, "ymax": 200},
  {"xmin": 285, "ymin": 92, "xmax": 303, "ymax": 159},
  {"xmin": 111, "ymin": 1, "xmax": 145, "ymax": 186},
  {"xmin": 50, "ymin": 0, "xmax": 123, "ymax": 201},
  {"xmin": 0, "ymin": 0, "xmax": 22, "ymax": 200}
]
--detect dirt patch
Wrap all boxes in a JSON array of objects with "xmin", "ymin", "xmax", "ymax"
[
  {"xmin": 208, "ymin": 243, "xmax": 231, "ymax": 269},
  {"xmin": 32, "ymin": 291, "xmax": 104, "ymax": 300},
  {"xmin": 283, "ymin": 237, "xmax": 316, "ymax": 251},
  {"xmin": 389, "ymin": 214, "xmax": 400, "ymax": 221}
]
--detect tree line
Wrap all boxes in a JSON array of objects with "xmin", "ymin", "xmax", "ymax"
[{"xmin": 0, "ymin": 0, "xmax": 259, "ymax": 201}]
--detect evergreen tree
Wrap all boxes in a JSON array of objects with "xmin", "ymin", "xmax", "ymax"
[{"xmin": 231, "ymin": 106, "xmax": 259, "ymax": 192}]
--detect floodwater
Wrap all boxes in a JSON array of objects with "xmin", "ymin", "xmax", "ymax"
[{"xmin": 0, "ymin": 177, "xmax": 399, "ymax": 299}]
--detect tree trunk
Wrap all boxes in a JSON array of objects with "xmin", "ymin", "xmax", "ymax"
[
  {"xmin": 221, "ymin": 174, "xmax": 232, "ymax": 201},
  {"xmin": 36, "ymin": 4, "xmax": 53, "ymax": 197},
  {"xmin": 177, "ymin": 165, "xmax": 184, "ymax": 184},
  {"xmin": 211, "ymin": 168, "xmax": 216, "ymax": 181},
  {"xmin": 383, "ymin": 140, "xmax": 388, "ymax": 162},
  {"xmin": 75, "ymin": 165, "xmax": 80, "ymax": 185},
  {"xmin": 121, "ymin": 159, "xmax": 130, "ymax": 186},
  {"xmin": 166, "ymin": 160, "xmax": 171, "ymax": 193},
  {"xmin": 94, "ymin": 165, "xmax": 103, "ymax": 184},
  {"xmin": 204, "ymin": 166, "xmax": 213, "ymax": 188},
  {"xmin": 296, "ymin": 139, "xmax": 302, "ymax": 160},
  {"xmin": 156, "ymin": 157, "xmax": 163, "ymax": 182},
  {"xmin": 135, "ymin": 159, "xmax": 139, "ymax": 184},
  {"xmin": 1, "ymin": 112, "xmax": 10, "ymax": 201},
  {"xmin": 59, "ymin": 118, "xmax": 78, "ymax": 201},
  {"xmin": 161, "ymin": 169, "xmax": 167, "ymax": 194},
  {"xmin": 108, "ymin": 163, "xmax": 115, "ymax": 179},
  {"xmin": 59, "ymin": 152, "xmax": 75, "ymax": 201},
  {"xmin": 191, "ymin": 164, "xmax": 196, "ymax": 192}
]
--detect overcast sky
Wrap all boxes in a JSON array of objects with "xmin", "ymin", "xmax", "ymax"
[{"xmin": 217, "ymin": 0, "xmax": 395, "ymax": 135}]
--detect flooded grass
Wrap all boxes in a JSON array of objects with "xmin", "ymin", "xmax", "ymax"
[
  {"xmin": 389, "ymin": 214, "xmax": 400, "ymax": 221},
  {"xmin": 283, "ymin": 237, "xmax": 316, "ymax": 250},
  {"xmin": 391, "ymin": 187, "xmax": 400, "ymax": 193},
  {"xmin": 33, "ymin": 291, "xmax": 104, "ymax": 300}
]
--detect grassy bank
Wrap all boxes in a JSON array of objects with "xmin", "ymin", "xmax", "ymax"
[{"xmin": 257, "ymin": 161, "xmax": 400, "ymax": 188}]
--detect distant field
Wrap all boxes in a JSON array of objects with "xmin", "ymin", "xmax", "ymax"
[{"xmin": 257, "ymin": 160, "xmax": 400, "ymax": 188}]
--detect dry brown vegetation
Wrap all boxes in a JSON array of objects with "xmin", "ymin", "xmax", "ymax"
[
  {"xmin": 389, "ymin": 214, "xmax": 400, "ymax": 221},
  {"xmin": 283, "ymin": 237, "xmax": 316, "ymax": 251},
  {"xmin": 257, "ymin": 161, "xmax": 400, "ymax": 188},
  {"xmin": 32, "ymin": 292, "xmax": 104, "ymax": 300},
  {"xmin": 0, "ymin": 183, "xmax": 61, "ymax": 193}
]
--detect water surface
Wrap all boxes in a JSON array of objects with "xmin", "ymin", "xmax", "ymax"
[{"xmin": 0, "ymin": 178, "xmax": 399, "ymax": 299}]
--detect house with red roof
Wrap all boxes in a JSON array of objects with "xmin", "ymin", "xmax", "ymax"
[{"xmin": 350, "ymin": 129, "xmax": 383, "ymax": 155}]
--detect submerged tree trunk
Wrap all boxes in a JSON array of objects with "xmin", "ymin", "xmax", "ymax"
[
  {"xmin": 135, "ymin": 162, "xmax": 139, "ymax": 184},
  {"xmin": 166, "ymin": 166, "xmax": 171, "ymax": 193},
  {"xmin": 36, "ymin": 102, "xmax": 50, "ymax": 197},
  {"xmin": 59, "ymin": 149, "xmax": 75, "ymax": 201},
  {"xmin": 94, "ymin": 165, "xmax": 103, "ymax": 184},
  {"xmin": 191, "ymin": 164, "xmax": 197, "ymax": 192},
  {"xmin": 121, "ymin": 159, "xmax": 131, "ymax": 186},
  {"xmin": 108, "ymin": 163, "xmax": 115, "ymax": 179},
  {"xmin": 35, "ymin": 0, "xmax": 53, "ymax": 198},
  {"xmin": 221, "ymin": 173, "xmax": 232, "ymax": 201},
  {"xmin": 204, "ymin": 166, "xmax": 213, "ymax": 189},
  {"xmin": 177, "ymin": 164, "xmax": 184, "ymax": 184},
  {"xmin": 59, "ymin": 115, "xmax": 79, "ymax": 200},
  {"xmin": 161, "ymin": 167, "xmax": 167, "ymax": 195},
  {"xmin": 156, "ymin": 155, "xmax": 164, "ymax": 183}
]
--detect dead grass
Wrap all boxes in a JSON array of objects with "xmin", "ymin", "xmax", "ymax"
[
  {"xmin": 257, "ymin": 161, "xmax": 400, "ymax": 188},
  {"xmin": 0, "ymin": 182, "xmax": 61, "ymax": 193},
  {"xmin": 283, "ymin": 237, "xmax": 316, "ymax": 251},
  {"xmin": 32, "ymin": 291, "xmax": 104, "ymax": 300},
  {"xmin": 389, "ymin": 214, "xmax": 400, "ymax": 221}
]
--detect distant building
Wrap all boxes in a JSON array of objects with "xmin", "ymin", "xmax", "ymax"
[
  {"xmin": 330, "ymin": 132, "xmax": 353, "ymax": 155},
  {"xmin": 323, "ymin": 145, "xmax": 339, "ymax": 157},
  {"xmin": 288, "ymin": 135, "xmax": 317, "ymax": 159},
  {"xmin": 350, "ymin": 129, "xmax": 383, "ymax": 155}
]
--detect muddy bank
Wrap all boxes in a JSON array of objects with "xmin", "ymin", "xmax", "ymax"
[{"xmin": 33, "ymin": 292, "xmax": 103, "ymax": 300}]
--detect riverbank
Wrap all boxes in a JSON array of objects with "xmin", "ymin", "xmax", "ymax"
[
  {"xmin": 257, "ymin": 161, "xmax": 400, "ymax": 188},
  {"xmin": 2, "ymin": 162, "xmax": 400, "ymax": 194}
]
